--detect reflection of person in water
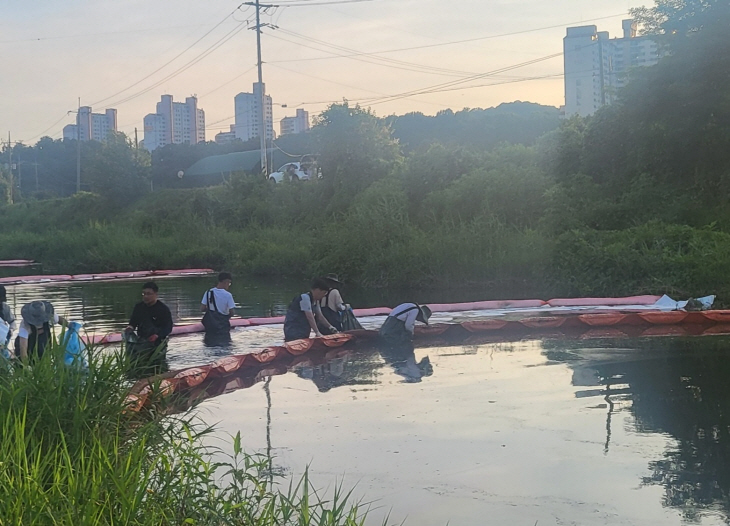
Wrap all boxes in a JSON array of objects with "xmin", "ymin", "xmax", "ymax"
[{"xmin": 379, "ymin": 343, "xmax": 433, "ymax": 383}]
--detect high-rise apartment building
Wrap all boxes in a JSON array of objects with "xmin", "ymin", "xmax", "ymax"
[
  {"xmin": 280, "ymin": 109, "xmax": 310, "ymax": 136},
  {"xmin": 234, "ymin": 82, "xmax": 274, "ymax": 142},
  {"xmin": 63, "ymin": 106, "xmax": 117, "ymax": 141},
  {"xmin": 143, "ymin": 95, "xmax": 205, "ymax": 151},
  {"xmin": 563, "ymin": 20, "xmax": 659, "ymax": 118}
]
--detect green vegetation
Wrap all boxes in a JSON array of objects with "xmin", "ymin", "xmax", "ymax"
[
  {"xmin": 0, "ymin": 341, "xmax": 377, "ymax": 525},
  {"xmin": 1, "ymin": 0, "xmax": 729, "ymax": 301}
]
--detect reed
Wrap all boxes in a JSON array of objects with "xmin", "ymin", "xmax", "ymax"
[{"xmin": 0, "ymin": 343, "xmax": 380, "ymax": 525}]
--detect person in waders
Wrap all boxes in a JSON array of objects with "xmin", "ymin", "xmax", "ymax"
[
  {"xmin": 317, "ymin": 274, "xmax": 347, "ymax": 332},
  {"xmin": 15, "ymin": 300, "xmax": 67, "ymax": 362},
  {"xmin": 201, "ymin": 272, "xmax": 236, "ymax": 336},
  {"xmin": 379, "ymin": 303, "xmax": 431, "ymax": 346},
  {"xmin": 284, "ymin": 278, "xmax": 339, "ymax": 342},
  {"xmin": 379, "ymin": 303, "xmax": 433, "ymax": 382}
]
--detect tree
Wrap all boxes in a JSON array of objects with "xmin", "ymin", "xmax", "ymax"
[
  {"xmin": 84, "ymin": 132, "xmax": 150, "ymax": 205},
  {"xmin": 312, "ymin": 102, "xmax": 403, "ymax": 212}
]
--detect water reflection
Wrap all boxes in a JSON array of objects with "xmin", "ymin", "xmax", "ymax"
[
  {"xmin": 543, "ymin": 336, "xmax": 730, "ymax": 523},
  {"xmin": 378, "ymin": 343, "xmax": 433, "ymax": 383}
]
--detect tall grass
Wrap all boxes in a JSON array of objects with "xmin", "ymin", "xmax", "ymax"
[{"xmin": 0, "ymin": 343, "xmax": 379, "ymax": 525}]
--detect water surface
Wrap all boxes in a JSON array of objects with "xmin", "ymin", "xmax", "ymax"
[{"xmin": 4, "ymin": 276, "xmax": 730, "ymax": 524}]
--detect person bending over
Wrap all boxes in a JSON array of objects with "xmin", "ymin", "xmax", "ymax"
[
  {"xmin": 284, "ymin": 278, "xmax": 338, "ymax": 342},
  {"xmin": 379, "ymin": 302, "xmax": 431, "ymax": 346},
  {"xmin": 317, "ymin": 273, "xmax": 348, "ymax": 332},
  {"xmin": 125, "ymin": 281, "xmax": 173, "ymax": 344},
  {"xmin": 15, "ymin": 300, "xmax": 67, "ymax": 361}
]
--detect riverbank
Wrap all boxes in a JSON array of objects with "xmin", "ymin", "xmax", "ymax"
[{"xmin": 1, "ymin": 190, "xmax": 728, "ymax": 304}]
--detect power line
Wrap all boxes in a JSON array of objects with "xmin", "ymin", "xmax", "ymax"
[
  {"xmin": 199, "ymin": 65, "xmax": 258, "ymax": 99},
  {"xmin": 270, "ymin": 28, "xmax": 479, "ymax": 77},
  {"xmin": 89, "ymin": 5, "xmax": 249, "ymax": 108},
  {"xmin": 24, "ymin": 113, "xmax": 73, "ymax": 143},
  {"xmin": 103, "ymin": 20, "xmax": 251, "ymax": 108},
  {"xmin": 362, "ymin": 52, "xmax": 564, "ymax": 106},
  {"xmin": 269, "ymin": 12, "xmax": 628, "ymax": 63},
  {"xmin": 0, "ymin": 24, "xmax": 208, "ymax": 44}
]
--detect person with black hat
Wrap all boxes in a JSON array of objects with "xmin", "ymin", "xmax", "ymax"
[
  {"xmin": 15, "ymin": 300, "xmax": 67, "ymax": 361},
  {"xmin": 284, "ymin": 278, "xmax": 338, "ymax": 341},
  {"xmin": 379, "ymin": 302, "xmax": 432, "ymax": 346},
  {"xmin": 317, "ymin": 274, "xmax": 347, "ymax": 332}
]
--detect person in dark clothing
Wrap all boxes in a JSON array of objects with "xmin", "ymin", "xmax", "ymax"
[
  {"xmin": 284, "ymin": 278, "xmax": 338, "ymax": 342},
  {"xmin": 125, "ymin": 282, "xmax": 173, "ymax": 344},
  {"xmin": 317, "ymin": 274, "xmax": 347, "ymax": 332}
]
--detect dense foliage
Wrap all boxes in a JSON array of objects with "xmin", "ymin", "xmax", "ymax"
[{"xmin": 1, "ymin": 0, "xmax": 729, "ymax": 300}]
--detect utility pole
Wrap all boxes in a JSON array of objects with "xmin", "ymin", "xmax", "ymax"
[
  {"xmin": 76, "ymin": 97, "xmax": 81, "ymax": 193},
  {"xmin": 255, "ymin": 0, "xmax": 268, "ymax": 177},
  {"xmin": 7, "ymin": 132, "xmax": 13, "ymax": 204}
]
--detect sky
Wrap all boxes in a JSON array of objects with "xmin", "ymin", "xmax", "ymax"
[{"xmin": 1, "ymin": 0, "xmax": 649, "ymax": 144}]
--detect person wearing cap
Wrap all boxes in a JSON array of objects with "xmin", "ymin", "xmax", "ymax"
[
  {"xmin": 125, "ymin": 281, "xmax": 173, "ymax": 345},
  {"xmin": 0, "ymin": 286, "xmax": 16, "ymax": 348},
  {"xmin": 15, "ymin": 300, "xmax": 67, "ymax": 361},
  {"xmin": 284, "ymin": 278, "xmax": 339, "ymax": 341},
  {"xmin": 317, "ymin": 274, "xmax": 348, "ymax": 332},
  {"xmin": 200, "ymin": 272, "xmax": 236, "ymax": 334},
  {"xmin": 379, "ymin": 302, "xmax": 432, "ymax": 346}
]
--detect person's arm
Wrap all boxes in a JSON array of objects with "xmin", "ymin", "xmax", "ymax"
[
  {"xmin": 403, "ymin": 309, "xmax": 419, "ymax": 334},
  {"xmin": 305, "ymin": 311, "xmax": 322, "ymax": 338},
  {"xmin": 17, "ymin": 322, "xmax": 29, "ymax": 360},
  {"xmin": 314, "ymin": 304, "xmax": 337, "ymax": 333},
  {"xmin": 201, "ymin": 291, "xmax": 209, "ymax": 312},
  {"xmin": 18, "ymin": 336, "xmax": 28, "ymax": 361},
  {"xmin": 127, "ymin": 304, "xmax": 140, "ymax": 331},
  {"xmin": 331, "ymin": 289, "xmax": 345, "ymax": 311},
  {"xmin": 158, "ymin": 305, "xmax": 174, "ymax": 340},
  {"xmin": 225, "ymin": 292, "xmax": 236, "ymax": 317}
]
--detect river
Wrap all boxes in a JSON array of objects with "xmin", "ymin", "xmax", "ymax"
[{"xmin": 2, "ymin": 274, "xmax": 729, "ymax": 525}]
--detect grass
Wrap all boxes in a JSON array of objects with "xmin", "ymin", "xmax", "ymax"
[{"xmin": 0, "ymin": 340, "xmax": 384, "ymax": 525}]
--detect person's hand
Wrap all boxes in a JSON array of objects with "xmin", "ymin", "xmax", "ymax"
[
  {"xmin": 314, "ymin": 331, "xmax": 323, "ymax": 338},
  {"xmin": 147, "ymin": 334, "xmax": 159, "ymax": 342},
  {"xmin": 328, "ymin": 326, "xmax": 339, "ymax": 334}
]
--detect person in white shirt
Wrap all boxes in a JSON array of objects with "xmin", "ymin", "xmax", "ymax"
[
  {"xmin": 201, "ymin": 272, "xmax": 236, "ymax": 334},
  {"xmin": 379, "ymin": 303, "xmax": 431, "ymax": 346}
]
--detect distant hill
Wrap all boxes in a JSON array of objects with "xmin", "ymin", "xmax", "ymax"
[{"xmin": 385, "ymin": 101, "xmax": 560, "ymax": 151}]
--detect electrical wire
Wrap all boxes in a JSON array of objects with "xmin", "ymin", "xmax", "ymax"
[
  {"xmin": 269, "ymin": 12, "xmax": 628, "ymax": 63},
  {"xmin": 24, "ymin": 113, "xmax": 73, "ymax": 143},
  {"xmin": 102, "ymin": 20, "xmax": 251, "ymax": 108},
  {"xmin": 89, "ymin": 4, "xmax": 248, "ymax": 108},
  {"xmin": 199, "ymin": 65, "xmax": 258, "ymax": 99},
  {"xmin": 0, "ymin": 24, "xmax": 209, "ymax": 44},
  {"xmin": 266, "ymin": 31, "xmax": 476, "ymax": 78}
]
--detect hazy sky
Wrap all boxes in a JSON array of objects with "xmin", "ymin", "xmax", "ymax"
[{"xmin": 1, "ymin": 0, "xmax": 648, "ymax": 143}]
